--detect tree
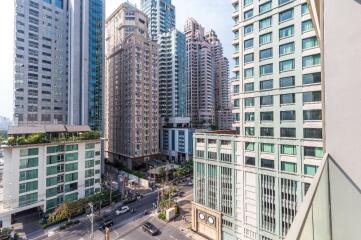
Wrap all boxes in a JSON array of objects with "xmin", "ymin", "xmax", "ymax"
[{"xmin": 48, "ymin": 202, "xmax": 73, "ymax": 223}]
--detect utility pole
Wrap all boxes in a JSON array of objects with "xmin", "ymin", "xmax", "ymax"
[{"xmin": 88, "ymin": 203, "xmax": 94, "ymax": 240}]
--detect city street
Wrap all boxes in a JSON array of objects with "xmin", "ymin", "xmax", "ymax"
[{"xmin": 31, "ymin": 185, "xmax": 193, "ymax": 240}]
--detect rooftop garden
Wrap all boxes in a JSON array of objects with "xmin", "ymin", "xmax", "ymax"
[{"xmin": 4, "ymin": 131, "xmax": 100, "ymax": 146}]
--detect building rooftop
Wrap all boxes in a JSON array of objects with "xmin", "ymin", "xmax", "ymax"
[
  {"xmin": 204, "ymin": 130, "xmax": 237, "ymax": 135},
  {"xmin": 8, "ymin": 125, "xmax": 91, "ymax": 135}
]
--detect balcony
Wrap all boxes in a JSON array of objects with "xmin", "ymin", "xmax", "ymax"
[{"xmin": 286, "ymin": 153, "xmax": 361, "ymax": 240}]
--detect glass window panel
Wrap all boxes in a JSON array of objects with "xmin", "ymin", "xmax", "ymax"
[
  {"xmin": 244, "ymin": 9, "xmax": 253, "ymax": 19},
  {"xmin": 304, "ymin": 128, "xmax": 323, "ymax": 139},
  {"xmin": 245, "ymin": 127, "xmax": 255, "ymax": 136},
  {"xmin": 259, "ymin": 1, "xmax": 272, "ymax": 14},
  {"xmin": 281, "ymin": 162, "xmax": 297, "ymax": 173},
  {"xmin": 301, "ymin": 3, "xmax": 309, "ymax": 15},
  {"xmin": 303, "ymin": 110, "xmax": 322, "ymax": 120},
  {"xmin": 302, "ymin": 37, "xmax": 318, "ymax": 50},
  {"xmin": 245, "ymin": 142, "xmax": 255, "ymax": 151},
  {"xmin": 244, "ymin": 38, "xmax": 254, "ymax": 49},
  {"xmin": 280, "ymin": 93, "xmax": 295, "ymax": 104},
  {"xmin": 303, "ymin": 72, "xmax": 321, "ymax": 84},
  {"xmin": 244, "ymin": 97, "xmax": 254, "ymax": 107},
  {"xmin": 261, "ymin": 127, "xmax": 274, "ymax": 137},
  {"xmin": 260, "ymin": 111, "xmax": 273, "ymax": 121},
  {"xmin": 245, "ymin": 82, "xmax": 254, "ymax": 92},
  {"xmin": 244, "ymin": 53, "xmax": 254, "ymax": 63},
  {"xmin": 281, "ymin": 110, "xmax": 296, "ymax": 121},
  {"xmin": 279, "ymin": 25, "xmax": 294, "ymax": 39},
  {"xmin": 280, "ymin": 59, "xmax": 295, "ymax": 72},
  {"xmin": 303, "ymin": 91, "xmax": 322, "ymax": 103},
  {"xmin": 281, "ymin": 128, "xmax": 296, "ymax": 138},
  {"xmin": 280, "ymin": 76, "xmax": 295, "ymax": 87},
  {"xmin": 244, "ymin": 24, "xmax": 254, "ymax": 35},
  {"xmin": 302, "ymin": 20, "xmax": 314, "ymax": 32},
  {"xmin": 260, "ymin": 79, "xmax": 273, "ymax": 90},
  {"xmin": 260, "ymin": 64, "xmax": 273, "ymax": 75},
  {"xmin": 304, "ymin": 164, "xmax": 318, "ymax": 176},
  {"xmin": 261, "ymin": 159, "xmax": 274, "ymax": 168},
  {"xmin": 259, "ymin": 32, "xmax": 272, "ymax": 45},
  {"xmin": 244, "ymin": 0, "xmax": 253, "ymax": 6},
  {"xmin": 259, "ymin": 17, "xmax": 272, "ymax": 30},
  {"xmin": 260, "ymin": 48, "xmax": 273, "ymax": 60},
  {"xmin": 279, "ymin": 9, "xmax": 294, "ymax": 22},
  {"xmin": 281, "ymin": 145, "xmax": 297, "ymax": 155},
  {"xmin": 279, "ymin": 42, "xmax": 295, "ymax": 55},
  {"xmin": 260, "ymin": 95, "xmax": 273, "ymax": 106},
  {"xmin": 261, "ymin": 143, "xmax": 274, "ymax": 153},
  {"xmin": 244, "ymin": 68, "xmax": 254, "ymax": 78},
  {"xmin": 245, "ymin": 112, "xmax": 255, "ymax": 121}
]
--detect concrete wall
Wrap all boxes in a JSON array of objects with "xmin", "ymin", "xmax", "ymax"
[{"xmin": 323, "ymin": 0, "xmax": 361, "ymax": 190}]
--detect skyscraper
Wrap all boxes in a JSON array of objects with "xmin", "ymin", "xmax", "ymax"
[
  {"xmin": 141, "ymin": 0, "xmax": 176, "ymax": 40},
  {"xmin": 105, "ymin": 2, "xmax": 159, "ymax": 169},
  {"xmin": 13, "ymin": 0, "xmax": 104, "ymax": 131},
  {"xmin": 185, "ymin": 18, "xmax": 230, "ymax": 129},
  {"xmin": 192, "ymin": 0, "xmax": 324, "ymax": 239}
]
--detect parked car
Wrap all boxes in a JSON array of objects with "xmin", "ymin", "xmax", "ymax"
[
  {"xmin": 95, "ymin": 217, "xmax": 113, "ymax": 231},
  {"xmin": 123, "ymin": 196, "xmax": 137, "ymax": 204},
  {"xmin": 142, "ymin": 222, "xmax": 160, "ymax": 236},
  {"xmin": 115, "ymin": 206, "xmax": 130, "ymax": 215}
]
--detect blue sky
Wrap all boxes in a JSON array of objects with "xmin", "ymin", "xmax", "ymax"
[{"xmin": 0, "ymin": 0, "xmax": 233, "ymax": 119}]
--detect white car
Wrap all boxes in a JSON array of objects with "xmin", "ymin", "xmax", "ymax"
[{"xmin": 115, "ymin": 206, "xmax": 130, "ymax": 215}]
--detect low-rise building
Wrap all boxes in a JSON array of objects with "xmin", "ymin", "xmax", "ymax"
[{"xmin": 0, "ymin": 125, "xmax": 101, "ymax": 227}]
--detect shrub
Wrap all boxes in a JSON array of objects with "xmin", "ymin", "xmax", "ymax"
[{"xmin": 158, "ymin": 211, "xmax": 166, "ymax": 221}]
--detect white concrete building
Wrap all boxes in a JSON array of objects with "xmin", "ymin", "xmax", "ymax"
[{"xmin": 0, "ymin": 125, "xmax": 101, "ymax": 227}]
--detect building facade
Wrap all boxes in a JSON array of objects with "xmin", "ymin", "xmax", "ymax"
[
  {"xmin": 0, "ymin": 125, "xmax": 101, "ymax": 227},
  {"xmin": 140, "ymin": 0, "xmax": 175, "ymax": 40},
  {"xmin": 105, "ymin": 3, "xmax": 159, "ymax": 169},
  {"xmin": 192, "ymin": 0, "xmax": 324, "ymax": 239},
  {"xmin": 185, "ymin": 19, "xmax": 230, "ymax": 129},
  {"xmin": 158, "ymin": 29, "xmax": 187, "ymax": 119},
  {"xmin": 13, "ymin": 0, "xmax": 104, "ymax": 131}
]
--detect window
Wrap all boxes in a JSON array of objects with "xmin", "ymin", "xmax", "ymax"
[
  {"xmin": 65, "ymin": 153, "xmax": 78, "ymax": 161},
  {"xmin": 245, "ymin": 127, "xmax": 255, "ymax": 136},
  {"xmin": 47, "ymin": 145, "xmax": 64, "ymax": 154},
  {"xmin": 244, "ymin": 53, "xmax": 254, "ymax": 63},
  {"xmin": 281, "ymin": 128, "xmax": 296, "ymax": 138},
  {"xmin": 304, "ymin": 128, "xmax": 322, "ymax": 139},
  {"xmin": 259, "ymin": 1, "xmax": 272, "ymax": 14},
  {"xmin": 86, "ymin": 151, "xmax": 95, "ymax": 159},
  {"xmin": 234, "ymin": 113, "xmax": 240, "ymax": 121},
  {"xmin": 260, "ymin": 48, "xmax": 273, "ymax": 60},
  {"xmin": 65, "ymin": 163, "xmax": 78, "ymax": 172},
  {"xmin": 279, "ymin": 0, "xmax": 292, "ymax": 5},
  {"xmin": 19, "ymin": 169, "xmax": 38, "ymax": 181},
  {"xmin": 260, "ymin": 79, "xmax": 273, "ymax": 90},
  {"xmin": 304, "ymin": 164, "xmax": 318, "ymax": 176},
  {"xmin": 279, "ymin": 42, "xmax": 295, "ymax": 56},
  {"xmin": 280, "ymin": 59, "xmax": 295, "ymax": 72},
  {"xmin": 55, "ymin": 0, "xmax": 63, "ymax": 9},
  {"xmin": 234, "ymin": 99, "xmax": 240, "ymax": 108},
  {"xmin": 281, "ymin": 162, "xmax": 297, "ymax": 173},
  {"xmin": 281, "ymin": 111, "xmax": 296, "ymax": 121},
  {"xmin": 261, "ymin": 127, "xmax": 274, "ymax": 137},
  {"xmin": 19, "ymin": 181, "xmax": 38, "ymax": 193},
  {"xmin": 245, "ymin": 157, "xmax": 255, "ymax": 166},
  {"xmin": 85, "ymin": 143, "xmax": 95, "ymax": 149},
  {"xmin": 280, "ymin": 93, "xmax": 295, "ymax": 104},
  {"xmin": 19, "ymin": 193, "xmax": 38, "ymax": 207},
  {"xmin": 304, "ymin": 147, "xmax": 324, "ymax": 158},
  {"xmin": 244, "ymin": 0, "xmax": 253, "ymax": 6},
  {"xmin": 233, "ymin": 85, "xmax": 240, "ymax": 93},
  {"xmin": 260, "ymin": 64, "xmax": 273, "ymax": 75},
  {"xmin": 281, "ymin": 145, "xmax": 297, "ymax": 155},
  {"xmin": 259, "ymin": 17, "xmax": 272, "ymax": 30},
  {"xmin": 245, "ymin": 97, "xmax": 254, "ymax": 107},
  {"xmin": 65, "ymin": 144, "xmax": 78, "ymax": 151},
  {"xmin": 85, "ymin": 160, "xmax": 95, "ymax": 168},
  {"xmin": 244, "ymin": 24, "xmax": 253, "ymax": 35},
  {"xmin": 302, "ymin": 37, "xmax": 318, "ymax": 50},
  {"xmin": 279, "ymin": 25, "xmax": 294, "ymax": 39},
  {"xmin": 85, "ymin": 169, "xmax": 95, "ymax": 178},
  {"xmin": 65, "ymin": 172, "xmax": 78, "ymax": 182},
  {"xmin": 260, "ymin": 111, "xmax": 273, "ymax": 121},
  {"xmin": 43, "ymin": 0, "xmax": 52, "ymax": 4},
  {"xmin": 279, "ymin": 9, "xmax": 294, "ymax": 22},
  {"xmin": 280, "ymin": 76, "xmax": 295, "ymax": 87},
  {"xmin": 235, "ymin": 57, "xmax": 240, "ymax": 66},
  {"xmin": 261, "ymin": 159, "xmax": 274, "ymax": 169},
  {"xmin": 261, "ymin": 143, "xmax": 274, "ymax": 153},
  {"xmin": 20, "ymin": 148, "xmax": 39, "ymax": 157},
  {"xmin": 20, "ymin": 157, "xmax": 38, "ymax": 169},
  {"xmin": 234, "ymin": 30, "xmax": 240, "ymax": 39},
  {"xmin": 303, "ymin": 91, "xmax": 321, "ymax": 103},
  {"xmin": 259, "ymin": 32, "xmax": 272, "ymax": 45},
  {"xmin": 245, "ymin": 142, "xmax": 255, "ymax": 151},
  {"xmin": 304, "ymin": 110, "xmax": 322, "ymax": 120},
  {"xmin": 244, "ymin": 68, "xmax": 254, "ymax": 78},
  {"xmin": 46, "ymin": 177, "xmax": 57, "ymax": 187},
  {"xmin": 301, "ymin": 3, "xmax": 309, "ymax": 15},
  {"xmin": 85, "ymin": 178, "xmax": 95, "ymax": 188},
  {"xmin": 260, "ymin": 95, "xmax": 273, "ymax": 106},
  {"xmin": 302, "ymin": 20, "xmax": 313, "ymax": 32},
  {"xmin": 244, "ymin": 9, "xmax": 253, "ymax": 19},
  {"xmin": 303, "ymin": 72, "xmax": 321, "ymax": 85},
  {"xmin": 245, "ymin": 112, "xmax": 255, "ymax": 121},
  {"xmin": 245, "ymin": 82, "xmax": 254, "ymax": 92},
  {"xmin": 303, "ymin": 54, "xmax": 321, "ymax": 68},
  {"xmin": 244, "ymin": 38, "xmax": 254, "ymax": 49}
]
